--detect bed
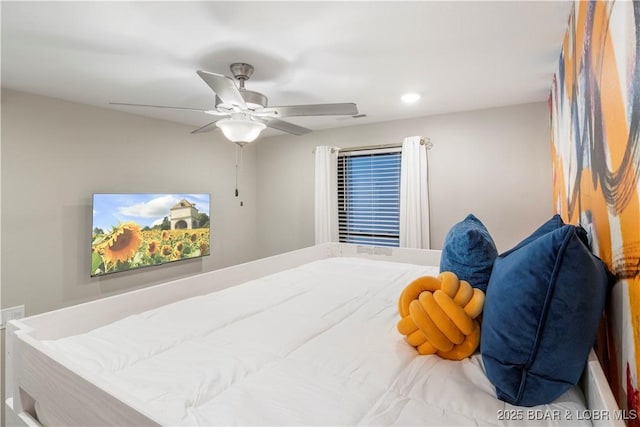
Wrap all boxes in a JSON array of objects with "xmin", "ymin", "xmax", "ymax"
[{"xmin": 4, "ymin": 243, "xmax": 622, "ymax": 426}]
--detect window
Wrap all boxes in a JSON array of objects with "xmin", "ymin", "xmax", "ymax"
[{"xmin": 337, "ymin": 148, "xmax": 401, "ymax": 247}]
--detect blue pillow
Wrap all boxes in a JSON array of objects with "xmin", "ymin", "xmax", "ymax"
[
  {"xmin": 440, "ymin": 214, "xmax": 497, "ymax": 293},
  {"xmin": 481, "ymin": 224, "xmax": 609, "ymax": 406}
]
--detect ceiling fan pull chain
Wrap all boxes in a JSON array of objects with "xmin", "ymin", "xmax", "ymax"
[
  {"xmin": 239, "ymin": 144, "xmax": 244, "ymax": 206},
  {"xmin": 233, "ymin": 143, "xmax": 245, "ymax": 206},
  {"xmin": 235, "ymin": 144, "xmax": 240, "ymax": 197}
]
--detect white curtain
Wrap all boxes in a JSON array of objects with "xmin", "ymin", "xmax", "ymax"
[
  {"xmin": 400, "ymin": 136, "xmax": 430, "ymax": 249},
  {"xmin": 314, "ymin": 146, "xmax": 338, "ymax": 244}
]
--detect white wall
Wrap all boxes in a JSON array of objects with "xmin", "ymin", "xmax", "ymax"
[
  {"xmin": 1, "ymin": 89, "xmax": 258, "ymax": 315},
  {"xmin": 256, "ymin": 102, "xmax": 553, "ymax": 257}
]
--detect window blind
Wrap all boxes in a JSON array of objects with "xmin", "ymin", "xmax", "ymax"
[{"xmin": 337, "ymin": 149, "xmax": 401, "ymax": 247}]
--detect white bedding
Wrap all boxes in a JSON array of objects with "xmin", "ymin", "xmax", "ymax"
[{"xmin": 41, "ymin": 257, "xmax": 590, "ymax": 426}]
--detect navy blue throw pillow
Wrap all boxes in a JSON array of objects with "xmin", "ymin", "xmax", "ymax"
[
  {"xmin": 481, "ymin": 224, "xmax": 609, "ymax": 406},
  {"xmin": 440, "ymin": 214, "xmax": 497, "ymax": 293}
]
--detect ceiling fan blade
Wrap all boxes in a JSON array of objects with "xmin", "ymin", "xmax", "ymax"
[
  {"xmin": 190, "ymin": 117, "xmax": 228, "ymax": 134},
  {"xmin": 196, "ymin": 70, "xmax": 247, "ymax": 109},
  {"xmin": 262, "ymin": 103, "xmax": 358, "ymax": 118},
  {"xmin": 110, "ymin": 102, "xmax": 228, "ymax": 116},
  {"xmin": 263, "ymin": 118, "xmax": 312, "ymax": 136}
]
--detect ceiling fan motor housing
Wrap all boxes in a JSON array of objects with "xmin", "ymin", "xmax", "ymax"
[
  {"xmin": 215, "ymin": 90, "xmax": 268, "ymax": 111},
  {"xmin": 216, "ymin": 63, "xmax": 269, "ymax": 110}
]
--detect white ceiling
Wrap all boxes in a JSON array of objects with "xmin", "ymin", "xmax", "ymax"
[{"xmin": 1, "ymin": 1, "xmax": 573, "ymax": 136}]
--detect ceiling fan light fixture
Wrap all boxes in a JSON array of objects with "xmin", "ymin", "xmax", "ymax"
[{"xmin": 216, "ymin": 118, "xmax": 266, "ymax": 143}]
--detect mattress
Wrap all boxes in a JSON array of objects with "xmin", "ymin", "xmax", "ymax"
[{"xmin": 40, "ymin": 257, "xmax": 590, "ymax": 426}]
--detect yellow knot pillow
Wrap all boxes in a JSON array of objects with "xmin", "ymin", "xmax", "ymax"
[{"xmin": 397, "ymin": 272, "xmax": 485, "ymax": 361}]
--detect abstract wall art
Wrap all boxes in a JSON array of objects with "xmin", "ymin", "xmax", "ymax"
[{"xmin": 550, "ymin": 0, "xmax": 639, "ymax": 419}]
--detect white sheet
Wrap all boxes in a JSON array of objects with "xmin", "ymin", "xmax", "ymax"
[{"xmin": 42, "ymin": 258, "xmax": 590, "ymax": 426}]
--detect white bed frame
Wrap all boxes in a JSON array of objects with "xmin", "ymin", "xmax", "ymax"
[{"xmin": 4, "ymin": 243, "xmax": 623, "ymax": 426}]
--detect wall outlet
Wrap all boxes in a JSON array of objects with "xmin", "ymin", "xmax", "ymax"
[{"xmin": 0, "ymin": 305, "xmax": 25, "ymax": 329}]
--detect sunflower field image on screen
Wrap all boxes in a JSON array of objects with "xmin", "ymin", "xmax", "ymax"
[{"xmin": 91, "ymin": 193, "xmax": 211, "ymax": 277}]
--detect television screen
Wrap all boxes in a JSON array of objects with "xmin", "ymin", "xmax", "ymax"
[{"xmin": 91, "ymin": 193, "xmax": 211, "ymax": 277}]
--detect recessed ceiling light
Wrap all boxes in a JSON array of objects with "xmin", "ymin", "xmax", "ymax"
[{"xmin": 401, "ymin": 93, "xmax": 421, "ymax": 103}]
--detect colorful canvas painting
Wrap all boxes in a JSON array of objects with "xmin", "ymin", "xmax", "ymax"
[
  {"xmin": 550, "ymin": 0, "xmax": 639, "ymax": 418},
  {"xmin": 91, "ymin": 193, "xmax": 211, "ymax": 277}
]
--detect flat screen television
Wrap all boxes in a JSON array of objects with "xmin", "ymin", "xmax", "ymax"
[{"xmin": 91, "ymin": 193, "xmax": 211, "ymax": 277}]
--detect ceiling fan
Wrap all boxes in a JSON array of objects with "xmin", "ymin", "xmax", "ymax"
[{"xmin": 111, "ymin": 63, "xmax": 359, "ymax": 143}]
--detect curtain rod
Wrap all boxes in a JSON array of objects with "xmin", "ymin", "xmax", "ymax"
[{"xmin": 312, "ymin": 138, "xmax": 432, "ymax": 153}]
